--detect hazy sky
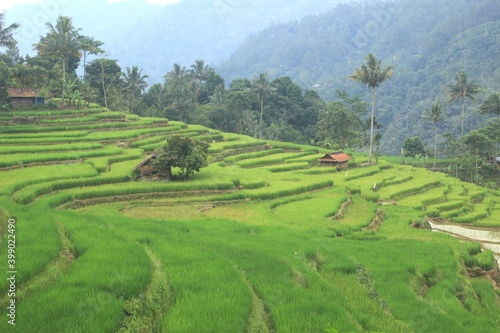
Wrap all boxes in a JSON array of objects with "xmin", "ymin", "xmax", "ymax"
[{"xmin": 0, "ymin": 0, "xmax": 181, "ymax": 13}]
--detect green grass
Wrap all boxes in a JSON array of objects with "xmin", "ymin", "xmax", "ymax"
[
  {"xmin": 0, "ymin": 142, "xmax": 104, "ymax": 154},
  {"xmin": 0, "ymin": 146, "xmax": 124, "ymax": 167},
  {"xmin": 0, "ymin": 108, "xmax": 499, "ymax": 333}
]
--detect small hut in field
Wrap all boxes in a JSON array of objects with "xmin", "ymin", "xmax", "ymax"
[
  {"xmin": 7, "ymin": 88, "xmax": 52, "ymax": 107},
  {"xmin": 134, "ymin": 153, "xmax": 171, "ymax": 180},
  {"xmin": 318, "ymin": 151, "xmax": 351, "ymax": 170}
]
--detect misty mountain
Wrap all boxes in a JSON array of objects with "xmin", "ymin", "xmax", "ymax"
[
  {"xmin": 4, "ymin": 0, "xmax": 357, "ymax": 82},
  {"xmin": 106, "ymin": 0, "xmax": 357, "ymax": 82},
  {"xmin": 4, "ymin": 0, "xmax": 156, "ymax": 57},
  {"xmin": 217, "ymin": 0, "xmax": 500, "ymax": 154}
]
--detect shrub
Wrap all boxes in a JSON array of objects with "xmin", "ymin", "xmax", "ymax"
[{"xmin": 464, "ymin": 248, "xmax": 494, "ymax": 271}]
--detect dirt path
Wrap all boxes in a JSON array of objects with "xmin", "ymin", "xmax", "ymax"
[
  {"xmin": 428, "ymin": 221, "xmax": 500, "ymax": 263},
  {"xmin": 428, "ymin": 220, "xmax": 500, "ymax": 288}
]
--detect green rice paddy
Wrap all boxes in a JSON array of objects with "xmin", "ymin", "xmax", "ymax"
[{"xmin": 0, "ymin": 107, "xmax": 499, "ymax": 332}]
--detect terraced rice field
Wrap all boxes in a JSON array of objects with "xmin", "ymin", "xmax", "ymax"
[{"xmin": 0, "ymin": 106, "xmax": 499, "ymax": 332}]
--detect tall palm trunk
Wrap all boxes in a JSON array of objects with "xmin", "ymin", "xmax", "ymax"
[
  {"xmin": 369, "ymin": 87, "xmax": 375, "ymax": 163},
  {"xmin": 461, "ymin": 96, "xmax": 465, "ymax": 138},
  {"xmin": 259, "ymin": 95, "xmax": 264, "ymax": 139},
  {"xmin": 433, "ymin": 124, "xmax": 438, "ymax": 169},
  {"xmin": 62, "ymin": 56, "xmax": 66, "ymax": 105}
]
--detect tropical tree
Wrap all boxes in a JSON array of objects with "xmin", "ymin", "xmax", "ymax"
[
  {"xmin": 144, "ymin": 83, "xmax": 168, "ymax": 113},
  {"xmin": 155, "ymin": 134, "xmax": 210, "ymax": 180},
  {"xmin": 33, "ymin": 16, "xmax": 82, "ymax": 103},
  {"xmin": 86, "ymin": 58, "xmax": 123, "ymax": 109},
  {"xmin": 78, "ymin": 36, "xmax": 104, "ymax": 78},
  {"xmin": 189, "ymin": 59, "xmax": 208, "ymax": 101},
  {"xmin": 0, "ymin": 13, "xmax": 19, "ymax": 49},
  {"xmin": 463, "ymin": 129, "xmax": 494, "ymax": 182},
  {"xmin": 446, "ymin": 71, "xmax": 482, "ymax": 138},
  {"xmin": 402, "ymin": 136, "xmax": 426, "ymax": 158},
  {"xmin": 316, "ymin": 101, "xmax": 363, "ymax": 149},
  {"xmin": 0, "ymin": 61, "xmax": 11, "ymax": 104},
  {"xmin": 350, "ymin": 53, "xmax": 393, "ymax": 163},
  {"xmin": 251, "ymin": 73, "xmax": 275, "ymax": 139},
  {"xmin": 422, "ymin": 102, "xmax": 446, "ymax": 168},
  {"xmin": 122, "ymin": 66, "xmax": 148, "ymax": 113},
  {"xmin": 478, "ymin": 92, "xmax": 500, "ymax": 118},
  {"xmin": 164, "ymin": 63, "xmax": 192, "ymax": 120},
  {"xmin": 209, "ymin": 84, "xmax": 225, "ymax": 109},
  {"xmin": 479, "ymin": 92, "xmax": 500, "ymax": 163}
]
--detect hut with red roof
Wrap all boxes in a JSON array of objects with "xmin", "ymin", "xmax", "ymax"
[{"xmin": 318, "ymin": 151, "xmax": 351, "ymax": 170}]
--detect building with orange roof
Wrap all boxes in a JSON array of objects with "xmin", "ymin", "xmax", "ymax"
[{"xmin": 318, "ymin": 151, "xmax": 351, "ymax": 170}]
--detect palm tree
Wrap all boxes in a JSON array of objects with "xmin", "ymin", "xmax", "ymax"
[
  {"xmin": 190, "ymin": 59, "xmax": 208, "ymax": 84},
  {"xmin": 446, "ymin": 71, "xmax": 482, "ymax": 138},
  {"xmin": 165, "ymin": 64, "xmax": 191, "ymax": 120},
  {"xmin": 478, "ymin": 92, "xmax": 500, "ymax": 118},
  {"xmin": 164, "ymin": 63, "xmax": 187, "ymax": 84},
  {"xmin": 423, "ymin": 102, "xmax": 446, "ymax": 169},
  {"xmin": 350, "ymin": 53, "xmax": 393, "ymax": 163},
  {"xmin": 0, "ymin": 13, "xmax": 19, "ymax": 49},
  {"xmin": 251, "ymin": 73, "xmax": 275, "ymax": 139},
  {"xmin": 209, "ymin": 84, "xmax": 225, "ymax": 108},
  {"xmin": 33, "ymin": 16, "xmax": 81, "ymax": 103},
  {"xmin": 122, "ymin": 66, "xmax": 148, "ymax": 113}
]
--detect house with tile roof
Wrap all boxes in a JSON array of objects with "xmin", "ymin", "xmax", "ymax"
[
  {"xmin": 7, "ymin": 88, "xmax": 52, "ymax": 107},
  {"xmin": 318, "ymin": 151, "xmax": 351, "ymax": 170}
]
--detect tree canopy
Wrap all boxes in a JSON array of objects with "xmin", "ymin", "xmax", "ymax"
[{"xmin": 155, "ymin": 135, "xmax": 210, "ymax": 180}]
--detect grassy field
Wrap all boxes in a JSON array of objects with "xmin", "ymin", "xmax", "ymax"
[{"xmin": 0, "ymin": 107, "xmax": 499, "ymax": 332}]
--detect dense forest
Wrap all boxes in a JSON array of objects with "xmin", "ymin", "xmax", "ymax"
[
  {"xmin": 218, "ymin": 0, "xmax": 499, "ymax": 154},
  {"xmin": 0, "ymin": 0, "xmax": 498, "ymax": 185}
]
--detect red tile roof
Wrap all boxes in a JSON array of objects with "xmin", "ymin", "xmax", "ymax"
[{"xmin": 319, "ymin": 152, "xmax": 351, "ymax": 163}]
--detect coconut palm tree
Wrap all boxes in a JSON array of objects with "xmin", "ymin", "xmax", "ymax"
[
  {"xmin": 33, "ymin": 16, "xmax": 81, "ymax": 103},
  {"xmin": 350, "ymin": 53, "xmax": 393, "ymax": 163},
  {"xmin": 446, "ymin": 71, "xmax": 482, "ymax": 138},
  {"xmin": 251, "ymin": 73, "xmax": 275, "ymax": 139},
  {"xmin": 122, "ymin": 66, "xmax": 148, "ymax": 113},
  {"xmin": 0, "ymin": 13, "xmax": 19, "ymax": 49},
  {"xmin": 423, "ymin": 102, "xmax": 446, "ymax": 169}
]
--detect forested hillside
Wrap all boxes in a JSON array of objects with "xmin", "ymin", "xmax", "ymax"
[{"xmin": 218, "ymin": 0, "xmax": 500, "ymax": 154}]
